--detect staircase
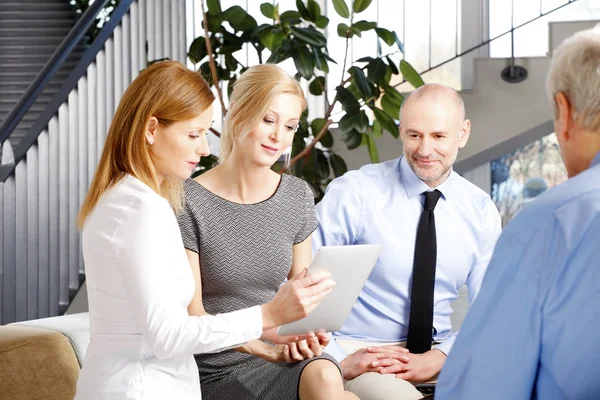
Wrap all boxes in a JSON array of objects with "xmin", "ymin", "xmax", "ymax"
[{"xmin": 0, "ymin": 0, "xmax": 86, "ymax": 155}]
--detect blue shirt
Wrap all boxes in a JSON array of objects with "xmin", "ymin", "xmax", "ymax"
[
  {"xmin": 436, "ymin": 151, "xmax": 600, "ymax": 400},
  {"xmin": 313, "ymin": 157, "xmax": 502, "ymax": 360}
]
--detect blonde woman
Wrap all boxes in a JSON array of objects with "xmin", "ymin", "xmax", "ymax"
[
  {"xmin": 75, "ymin": 61, "xmax": 335, "ymax": 400},
  {"xmin": 177, "ymin": 64, "xmax": 358, "ymax": 400}
]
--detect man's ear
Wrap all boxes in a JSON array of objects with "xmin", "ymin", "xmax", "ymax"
[
  {"xmin": 458, "ymin": 119, "xmax": 471, "ymax": 149},
  {"xmin": 145, "ymin": 117, "xmax": 159, "ymax": 145},
  {"xmin": 554, "ymin": 92, "xmax": 573, "ymax": 143}
]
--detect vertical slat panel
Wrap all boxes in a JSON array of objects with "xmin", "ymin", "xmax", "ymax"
[
  {"xmin": 58, "ymin": 106, "xmax": 70, "ymax": 309},
  {"xmin": 105, "ymin": 39, "xmax": 115, "ymax": 129},
  {"xmin": 131, "ymin": 3, "xmax": 140, "ymax": 79},
  {"xmin": 97, "ymin": 50, "xmax": 107, "ymax": 160},
  {"xmin": 163, "ymin": 0, "xmax": 171, "ymax": 58},
  {"xmin": 114, "ymin": 26, "xmax": 124, "ymax": 106},
  {"xmin": 26, "ymin": 145, "xmax": 39, "ymax": 320},
  {"xmin": 87, "ymin": 64, "xmax": 98, "ymax": 183},
  {"xmin": 171, "ymin": 0, "xmax": 179, "ymax": 62},
  {"xmin": 178, "ymin": 0, "xmax": 187, "ymax": 64},
  {"xmin": 154, "ymin": 0, "xmax": 163, "ymax": 59},
  {"xmin": 78, "ymin": 78, "xmax": 88, "ymax": 276},
  {"xmin": 123, "ymin": 14, "xmax": 132, "ymax": 88},
  {"xmin": 68, "ymin": 92, "xmax": 80, "ymax": 294},
  {"xmin": 15, "ymin": 160, "xmax": 27, "ymax": 322},
  {"xmin": 38, "ymin": 130, "xmax": 51, "ymax": 317},
  {"xmin": 48, "ymin": 116, "xmax": 60, "ymax": 316},
  {"xmin": 147, "ymin": 0, "xmax": 155, "ymax": 62},
  {"xmin": 139, "ymin": 0, "xmax": 147, "ymax": 70},
  {"xmin": 2, "ymin": 177, "xmax": 16, "ymax": 324}
]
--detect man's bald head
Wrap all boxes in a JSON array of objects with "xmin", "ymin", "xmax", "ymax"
[{"xmin": 399, "ymin": 83, "xmax": 466, "ymax": 126}]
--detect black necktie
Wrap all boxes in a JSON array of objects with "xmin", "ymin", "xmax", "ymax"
[{"xmin": 406, "ymin": 189, "xmax": 442, "ymax": 354}]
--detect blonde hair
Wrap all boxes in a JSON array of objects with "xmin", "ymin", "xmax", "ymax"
[
  {"xmin": 220, "ymin": 64, "xmax": 307, "ymax": 162},
  {"xmin": 78, "ymin": 60, "xmax": 215, "ymax": 228},
  {"xmin": 547, "ymin": 26, "xmax": 600, "ymax": 131}
]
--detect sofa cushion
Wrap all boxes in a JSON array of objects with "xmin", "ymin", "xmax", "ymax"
[
  {"xmin": 0, "ymin": 325, "xmax": 79, "ymax": 400},
  {"xmin": 11, "ymin": 312, "xmax": 90, "ymax": 366}
]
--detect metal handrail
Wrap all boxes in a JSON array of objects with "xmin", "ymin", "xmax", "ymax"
[
  {"xmin": 0, "ymin": 0, "xmax": 110, "ymax": 146},
  {"xmin": 0, "ymin": 0, "xmax": 134, "ymax": 182},
  {"xmin": 394, "ymin": 0, "xmax": 579, "ymax": 89}
]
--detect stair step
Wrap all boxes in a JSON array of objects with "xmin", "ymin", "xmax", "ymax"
[
  {"xmin": 0, "ymin": 27, "xmax": 72, "ymax": 37},
  {"xmin": 2, "ymin": 3, "xmax": 72, "ymax": 12},
  {"xmin": 0, "ymin": 36, "xmax": 68, "ymax": 46},
  {"xmin": 0, "ymin": 10, "xmax": 74, "ymax": 20},
  {"xmin": 0, "ymin": 19, "xmax": 75, "ymax": 28},
  {"xmin": 0, "ymin": 60, "xmax": 78, "ymax": 73}
]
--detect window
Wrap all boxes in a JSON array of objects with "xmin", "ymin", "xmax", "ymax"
[{"xmin": 490, "ymin": 132, "xmax": 567, "ymax": 226}]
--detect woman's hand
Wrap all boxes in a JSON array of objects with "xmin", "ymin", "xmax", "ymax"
[
  {"xmin": 283, "ymin": 333, "xmax": 331, "ymax": 363},
  {"xmin": 261, "ymin": 269, "xmax": 335, "ymax": 329}
]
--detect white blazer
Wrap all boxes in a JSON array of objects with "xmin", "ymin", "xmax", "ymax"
[{"xmin": 75, "ymin": 175, "xmax": 263, "ymax": 400}]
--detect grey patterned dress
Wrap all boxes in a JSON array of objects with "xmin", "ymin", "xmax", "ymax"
[{"xmin": 177, "ymin": 174, "xmax": 341, "ymax": 400}]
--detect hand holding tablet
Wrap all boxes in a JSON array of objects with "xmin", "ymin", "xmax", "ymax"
[{"xmin": 278, "ymin": 244, "xmax": 382, "ymax": 336}]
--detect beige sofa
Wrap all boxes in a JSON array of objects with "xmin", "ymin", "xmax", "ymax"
[{"xmin": 0, "ymin": 313, "xmax": 90, "ymax": 400}]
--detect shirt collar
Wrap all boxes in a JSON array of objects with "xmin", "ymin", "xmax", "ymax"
[
  {"xmin": 399, "ymin": 156, "xmax": 453, "ymax": 200},
  {"xmin": 591, "ymin": 151, "xmax": 600, "ymax": 168}
]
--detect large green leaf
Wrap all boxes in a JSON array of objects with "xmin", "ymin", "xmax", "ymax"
[
  {"xmin": 400, "ymin": 60, "xmax": 425, "ymax": 88},
  {"xmin": 371, "ymin": 119, "xmax": 383, "ymax": 138},
  {"xmin": 373, "ymin": 108, "xmax": 399, "ymax": 138},
  {"xmin": 315, "ymin": 149, "xmax": 329, "ymax": 180},
  {"xmin": 329, "ymin": 153, "xmax": 348, "ymax": 177},
  {"xmin": 315, "ymin": 15, "xmax": 329, "ymax": 29},
  {"xmin": 381, "ymin": 92, "xmax": 403, "ymax": 120},
  {"xmin": 386, "ymin": 55, "xmax": 399, "ymax": 75},
  {"xmin": 348, "ymin": 66, "xmax": 373, "ymax": 98},
  {"xmin": 353, "ymin": 0, "xmax": 373, "ymax": 13},
  {"xmin": 309, "ymin": 76, "xmax": 326, "ymax": 95},
  {"xmin": 342, "ymin": 129, "xmax": 363, "ymax": 150},
  {"xmin": 394, "ymin": 31, "xmax": 404, "ymax": 52},
  {"xmin": 260, "ymin": 2, "xmax": 275, "ymax": 19},
  {"xmin": 339, "ymin": 111, "xmax": 368, "ymax": 134},
  {"xmin": 332, "ymin": 0, "xmax": 350, "ymax": 18},
  {"xmin": 367, "ymin": 58, "xmax": 387, "ymax": 84},
  {"xmin": 366, "ymin": 134, "xmax": 380, "ymax": 163},
  {"xmin": 188, "ymin": 37, "xmax": 207, "ymax": 64},
  {"xmin": 337, "ymin": 23, "xmax": 350, "ymax": 38},
  {"xmin": 311, "ymin": 118, "xmax": 331, "ymax": 143},
  {"xmin": 230, "ymin": 13, "xmax": 257, "ymax": 32},
  {"xmin": 312, "ymin": 49, "xmax": 329, "ymax": 73},
  {"xmin": 280, "ymin": 10, "xmax": 302, "ymax": 23},
  {"xmin": 307, "ymin": 0, "xmax": 321, "ymax": 21},
  {"xmin": 319, "ymin": 130, "xmax": 334, "ymax": 148},
  {"xmin": 222, "ymin": 6, "xmax": 246, "ymax": 24},
  {"xmin": 259, "ymin": 29, "xmax": 286, "ymax": 51},
  {"xmin": 352, "ymin": 20, "xmax": 377, "ymax": 31},
  {"xmin": 296, "ymin": 0, "xmax": 311, "ymax": 20},
  {"xmin": 290, "ymin": 26, "xmax": 327, "ymax": 47},
  {"xmin": 207, "ymin": 0, "xmax": 222, "ymax": 15},
  {"xmin": 336, "ymin": 87, "xmax": 360, "ymax": 114},
  {"xmin": 375, "ymin": 27, "xmax": 395, "ymax": 46},
  {"xmin": 292, "ymin": 45, "xmax": 315, "ymax": 80}
]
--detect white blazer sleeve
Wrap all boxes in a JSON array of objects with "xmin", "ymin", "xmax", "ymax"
[{"xmin": 114, "ymin": 197, "xmax": 263, "ymax": 360}]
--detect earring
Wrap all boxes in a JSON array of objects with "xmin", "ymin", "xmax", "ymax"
[{"xmin": 148, "ymin": 139, "xmax": 154, "ymax": 145}]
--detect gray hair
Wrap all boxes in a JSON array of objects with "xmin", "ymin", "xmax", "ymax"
[{"xmin": 546, "ymin": 26, "xmax": 600, "ymax": 132}]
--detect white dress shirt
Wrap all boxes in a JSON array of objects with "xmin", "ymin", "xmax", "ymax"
[{"xmin": 75, "ymin": 175, "xmax": 263, "ymax": 400}]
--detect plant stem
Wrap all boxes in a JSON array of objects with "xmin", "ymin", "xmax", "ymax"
[{"xmin": 201, "ymin": 0, "xmax": 227, "ymax": 116}]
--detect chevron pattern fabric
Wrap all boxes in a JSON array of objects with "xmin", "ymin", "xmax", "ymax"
[{"xmin": 176, "ymin": 174, "xmax": 339, "ymax": 399}]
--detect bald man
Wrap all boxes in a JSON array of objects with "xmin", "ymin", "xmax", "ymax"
[{"xmin": 313, "ymin": 84, "xmax": 502, "ymax": 400}]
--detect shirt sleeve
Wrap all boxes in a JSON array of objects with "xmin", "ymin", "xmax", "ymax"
[
  {"xmin": 435, "ymin": 219, "xmax": 564, "ymax": 399},
  {"xmin": 294, "ymin": 181, "xmax": 318, "ymax": 244},
  {"xmin": 115, "ymin": 197, "xmax": 263, "ymax": 360},
  {"xmin": 323, "ymin": 336, "xmax": 349, "ymax": 363},
  {"xmin": 312, "ymin": 172, "xmax": 363, "ymax": 253},
  {"xmin": 176, "ymin": 193, "xmax": 200, "ymax": 254}
]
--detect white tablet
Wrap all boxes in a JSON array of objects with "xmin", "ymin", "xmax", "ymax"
[{"xmin": 277, "ymin": 244, "xmax": 382, "ymax": 336}]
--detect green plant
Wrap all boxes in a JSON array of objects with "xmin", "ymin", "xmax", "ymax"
[
  {"xmin": 189, "ymin": 0, "xmax": 424, "ymax": 200},
  {"xmin": 70, "ymin": 0, "xmax": 120, "ymax": 42}
]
